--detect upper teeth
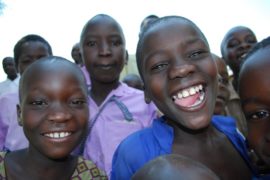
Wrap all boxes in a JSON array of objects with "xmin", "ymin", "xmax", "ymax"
[
  {"xmin": 172, "ymin": 84, "xmax": 203, "ymax": 101},
  {"xmin": 44, "ymin": 132, "xmax": 71, "ymax": 138},
  {"xmin": 240, "ymin": 53, "xmax": 247, "ymax": 59}
]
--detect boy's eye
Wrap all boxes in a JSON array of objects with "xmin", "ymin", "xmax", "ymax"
[
  {"xmin": 111, "ymin": 40, "xmax": 122, "ymax": 46},
  {"xmin": 188, "ymin": 50, "xmax": 205, "ymax": 60},
  {"xmin": 70, "ymin": 99, "xmax": 87, "ymax": 108},
  {"xmin": 246, "ymin": 36, "xmax": 257, "ymax": 44},
  {"xmin": 29, "ymin": 100, "xmax": 48, "ymax": 108},
  {"xmin": 246, "ymin": 110, "xmax": 270, "ymax": 122},
  {"xmin": 228, "ymin": 39, "xmax": 240, "ymax": 48},
  {"xmin": 86, "ymin": 41, "xmax": 97, "ymax": 47},
  {"xmin": 150, "ymin": 63, "xmax": 168, "ymax": 72},
  {"xmin": 218, "ymin": 76, "xmax": 229, "ymax": 85}
]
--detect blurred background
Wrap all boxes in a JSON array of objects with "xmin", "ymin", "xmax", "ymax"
[{"xmin": 0, "ymin": 0, "xmax": 269, "ymax": 80}]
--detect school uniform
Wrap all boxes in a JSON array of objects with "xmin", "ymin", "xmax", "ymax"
[
  {"xmin": 0, "ymin": 76, "xmax": 19, "ymax": 96},
  {"xmin": 83, "ymin": 83, "xmax": 157, "ymax": 176},
  {"xmin": 0, "ymin": 92, "xmax": 28, "ymax": 151},
  {"xmin": 111, "ymin": 115, "xmax": 255, "ymax": 180}
]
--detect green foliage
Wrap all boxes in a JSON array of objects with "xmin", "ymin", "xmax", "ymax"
[{"xmin": 0, "ymin": 0, "xmax": 5, "ymax": 15}]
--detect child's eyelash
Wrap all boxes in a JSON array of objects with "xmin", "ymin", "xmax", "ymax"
[
  {"xmin": 246, "ymin": 110, "xmax": 270, "ymax": 121},
  {"xmin": 29, "ymin": 100, "xmax": 47, "ymax": 106},
  {"xmin": 150, "ymin": 63, "xmax": 168, "ymax": 71}
]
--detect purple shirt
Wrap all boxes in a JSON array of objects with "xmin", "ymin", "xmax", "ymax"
[
  {"xmin": 80, "ymin": 66, "xmax": 91, "ymax": 88},
  {"xmin": 83, "ymin": 83, "xmax": 157, "ymax": 176},
  {"xmin": 0, "ymin": 92, "xmax": 28, "ymax": 151}
]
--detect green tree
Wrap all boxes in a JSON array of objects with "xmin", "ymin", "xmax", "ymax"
[{"xmin": 0, "ymin": 0, "xmax": 5, "ymax": 15}]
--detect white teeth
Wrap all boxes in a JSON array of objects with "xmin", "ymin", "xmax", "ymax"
[
  {"xmin": 200, "ymin": 93, "xmax": 204, "ymax": 101},
  {"xmin": 54, "ymin": 133, "xmax": 59, "ymax": 138},
  {"xmin": 189, "ymin": 87, "xmax": 196, "ymax": 95},
  {"xmin": 182, "ymin": 90, "xmax": 189, "ymax": 97},
  {"xmin": 241, "ymin": 53, "xmax": 247, "ymax": 59},
  {"xmin": 60, "ymin": 132, "xmax": 65, "ymax": 138},
  {"xmin": 44, "ymin": 132, "xmax": 71, "ymax": 139},
  {"xmin": 172, "ymin": 84, "xmax": 204, "ymax": 101}
]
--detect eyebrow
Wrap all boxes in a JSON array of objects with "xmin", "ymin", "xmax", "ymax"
[
  {"xmin": 241, "ymin": 97, "xmax": 260, "ymax": 106},
  {"xmin": 144, "ymin": 38, "xmax": 207, "ymax": 63}
]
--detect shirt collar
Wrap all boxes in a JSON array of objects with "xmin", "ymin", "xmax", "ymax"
[{"xmin": 152, "ymin": 116, "xmax": 174, "ymax": 153}]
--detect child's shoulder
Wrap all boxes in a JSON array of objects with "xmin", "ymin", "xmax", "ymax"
[
  {"xmin": 212, "ymin": 115, "xmax": 240, "ymax": 133},
  {"xmin": 113, "ymin": 117, "xmax": 172, "ymax": 161},
  {"xmin": 212, "ymin": 115, "xmax": 237, "ymax": 128},
  {"xmin": 0, "ymin": 91, "xmax": 18, "ymax": 102},
  {"xmin": 71, "ymin": 156, "xmax": 107, "ymax": 179},
  {"xmin": 118, "ymin": 82, "xmax": 144, "ymax": 96},
  {"xmin": 212, "ymin": 115, "xmax": 246, "ymax": 139},
  {"xmin": 116, "ymin": 83, "xmax": 157, "ymax": 110}
]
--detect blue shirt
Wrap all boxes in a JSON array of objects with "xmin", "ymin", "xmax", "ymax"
[{"xmin": 111, "ymin": 115, "xmax": 254, "ymax": 180}]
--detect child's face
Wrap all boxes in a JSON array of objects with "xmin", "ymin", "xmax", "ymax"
[
  {"xmin": 81, "ymin": 17, "xmax": 126, "ymax": 84},
  {"xmin": 18, "ymin": 41, "xmax": 51, "ymax": 74},
  {"xmin": 239, "ymin": 48, "xmax": 270, "ymax": 166},
  {"xmin": 221, "ymin": 27, "xmax": 257, "ymax": 73},
  {"xmin": 18, "ymin": 66, "xmax": 89, "ymax": 159},
  {"xmin": 214, "ymin": 57, "xmax": 230, "ymax": 115},
  {"xmin": 3, "ymin": 57, "xmax": 17, "ymax": 77},
  {"xmin": 141, "ymin": 19, "xmax": 218, "ymax": 130}
]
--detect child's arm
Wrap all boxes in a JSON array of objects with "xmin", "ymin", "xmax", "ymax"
[
  {"xmin": 0, "ymin": 96, "xmax": 10, "ymax": 150},
  {"xmin": 111, "ymin": 146, "xmax": 134, "ymax": 180}
]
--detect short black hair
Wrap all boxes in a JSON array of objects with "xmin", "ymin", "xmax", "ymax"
[
  {"xmin": 19, "ymin": 56, "xmax": 87, "ymax": 102},
  {"xmin": 243, "ymin": 36, "xmax": 270, "ymax": 62},
  {"xmin": 136, "ymin": 15, "xmax": 208, "ymax": 82},
  {"xmin": 220, "ymin": 26, "xmax": 256, "ymax": 59},
  {"xmin": 140, "ymin": 15, "xmax": 159, "ymax": 29},
  {"xmin": 13, "ymin": 34, "xmax": 53, "ymax": 68},
  {"xmin": 238, "ymin": 36, "xmax": 270, "ymax": 91},
  {"xmin": 80, "ymin": 14, "xmax": 125, "ymax": 46}
]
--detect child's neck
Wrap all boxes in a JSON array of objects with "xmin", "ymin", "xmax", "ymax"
[
  {"xmin": 166, "ymin": 118, "xmax": 218, "ymax": 143},
  {"xmin": 167, "ymin": 119, "xmax": 252, "ymax": 179},
  {"xmin": 90, "ymin": 79, "xmax": 120, "ymax": 106},
  {"xmin": 5, "ymin": 149, "xmax": 77, "ymax": 180}
]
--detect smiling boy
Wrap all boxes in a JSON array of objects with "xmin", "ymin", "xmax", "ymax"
[{"xmin": 111, "ymin": 16, "xmax": 253, "ymax": 180}]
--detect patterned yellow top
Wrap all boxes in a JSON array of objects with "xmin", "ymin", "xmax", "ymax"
[{"xmin": 0, "ymin": 151, "xmax": 107, "ymax": 180}]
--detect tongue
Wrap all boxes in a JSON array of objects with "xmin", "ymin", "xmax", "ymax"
[{"xmin": 174, "ymin": 93, "xmax": 200, "ymax": 107}]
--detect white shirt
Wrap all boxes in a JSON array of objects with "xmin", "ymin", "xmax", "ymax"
[{"xmin": 0, "ymin": 76, "xmax": 20, "ymax": 96}]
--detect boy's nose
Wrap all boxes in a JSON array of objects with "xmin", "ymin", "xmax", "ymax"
[
  {"xmin": 240, "ymin": 41, "xmax": 254, "ymax": 51},
  {"xmin": 99, "ymin": 42, "xmax": 112, "ymax": 56},
  {"xmin": 47, "ymin": 104, "xmax": 72, "ymax": 122},
  {"xmin": 168, "ymin": 63, "xmax": 195, "ymax": 80}
]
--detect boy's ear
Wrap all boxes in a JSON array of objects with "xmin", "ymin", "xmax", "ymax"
[
  {"xmin": 17, "ymin": 104, "xmax": 23, "ymax": 126},
  {"xmin": 124, "ymin": 50, "xmax": 129, "ymax": 65},
  {"xmin": 144, "ymin": 87, "xmax": 152, "ymax": 104}
]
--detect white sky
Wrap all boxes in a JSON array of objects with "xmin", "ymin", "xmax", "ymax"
[{"xmin": 0, "ymin": 0, "xmax": 269, "ymax": 81}]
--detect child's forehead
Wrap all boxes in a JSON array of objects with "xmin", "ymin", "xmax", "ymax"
[
  {"xmin": 21, "ymin": 41, "xmax": 49, "ymax": 51},
  {"xmin": 142, "ymin": 21, "xmax": 206, "ymax": 51},
  {"xmin": 225, "ymin": 27, "xmax": 253, "ymax": 41},
  {"xmin": 84, "ymin": 17, "xmax": 123, "ymax": 35},
  {"xmin": 216, "ymin": 58, "xmax": 226, "ymax": 69},
  {"xmin": 240, "ymin": 48, "xmax": 270, "ymax": 83},
  {"xmin": 144, "ymin": 21, "xmax": 206, "ymax": 46},
  {"xmin": 24, "ymin": 63, "xmax": 81, "ymax": 83},
  {"xmin": 151, "ymin": 19, "xmax": 197, "ymax": 34},
  {"xmin": 245, "ymin": 48, "xmax": 270, "ymax": 69}
]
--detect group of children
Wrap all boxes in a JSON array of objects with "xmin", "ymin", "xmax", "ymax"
[{"xmin": 0, "ymin": 13, "xmax": 268, "ymax": 180}]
